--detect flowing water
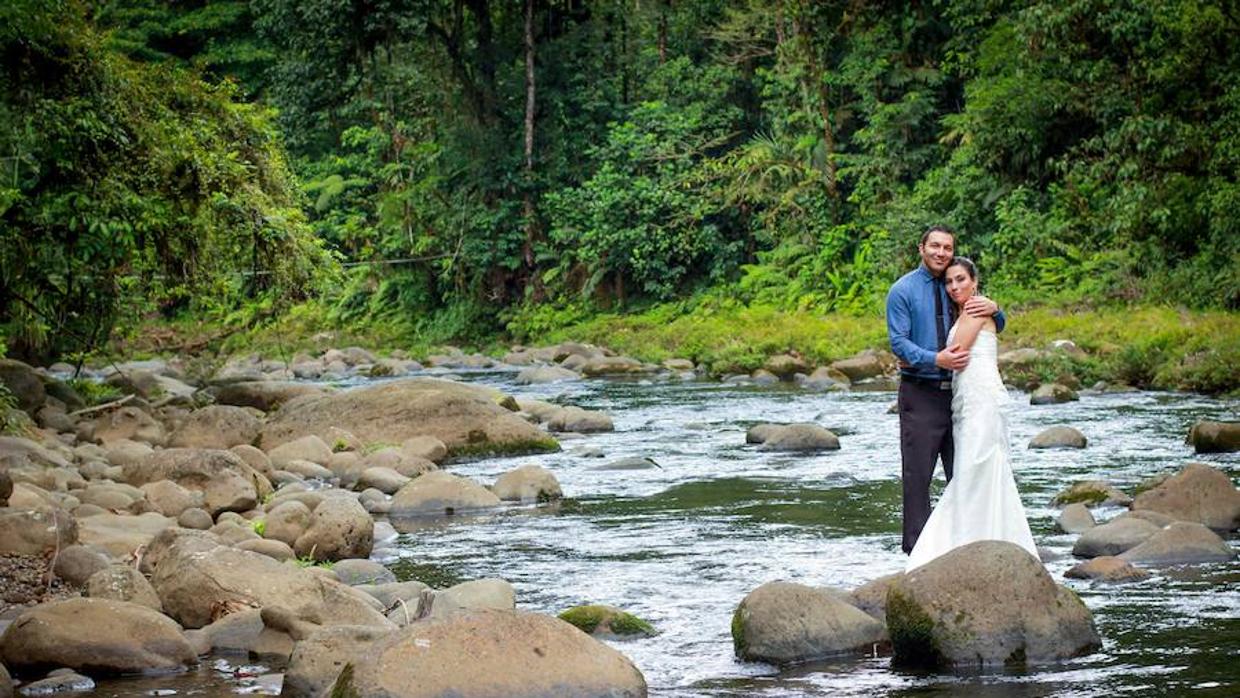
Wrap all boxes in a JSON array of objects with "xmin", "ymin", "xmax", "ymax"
[{"xmin": 93, "ymin": 369, "xmax": 1238, "ymax": 697}]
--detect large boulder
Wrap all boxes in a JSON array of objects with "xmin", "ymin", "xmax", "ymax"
[
  {"xmin": 0, "ymin": 598, "xmax": 195, "ymax": 674},
  {"xmin": 1072, "ymin": 517, "xmax": 1162, "ymax": 558},
  {"xmin": 293, "ymin": 495, "xmax": 374, "ymax": 562},
  {"xmin": 1118, "ymin": 521, "xmax": 1237, "ymax": 565},
  {"xmin": 90, "ymin": 406, "xmax": 166, "ymax": 445},
  {"xmin": 1029, "ymin": 426, "xmax": 1087, "ymax": 449},
  {"xmin": 0, "ymin": 359, "xmax": 46, "ymax": 411},
  {"xmin": 887, "ymin": 541, "xmax": 1099, "ymax": 669},
  {"xmin": 267, "ymin": 435, "xmax": 334, "ymax": 468},
  {"xmin": 732, "ymin": 581, "xmax": 885, "ymax": 664},
  {"xmin": 327, "ymin": 609, "xmax": 646, "ymax": 698},
  {"xmin": 209, "ymin": 381, "xmax": 328, "ymax": 412},
  {"xmin": 0, "ymin": 507, "xmax": 77, "ymax": 556},
  {"xmin": 1131, "ymin": 463, "xmax": 1240, "ymax": 531},
  {"xmin": 763, "ymin": 354, "xmax": 809, "ymax": 380},
  {"xmin": 76, "ymin": 512, "xmax": 175, "ymax": 558},
  {"xmin": 390, "ymin": 472, "xmax": 501, "ymax": 518},
  {"xmin": 122, "ymin": 448, "xmax": 266, "ymax": 515},
  {"xmin": 259, "ymin": 379, "xmax": 558, "ymax": 458},
  {"xmin": 1186, "ymin": 420, "xmax": 1240, "ymax": 453},
  {"xmin": 150, "ymin": 542, "xmax": 392, "ymax": 629},
  {"xmin": 829, "ymin": 350, "xmax": 889, "ymax": 382},
  {"xmin": 168, "ymin": 405, "xmax": 262, "ymax": 449},
  {"xmin": 492, "ymin": 465, "xmax": 562, "ymax": 503}
]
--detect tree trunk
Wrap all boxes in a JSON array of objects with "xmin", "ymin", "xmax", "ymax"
[
  {"xmin": 792, "ymin": 3, "xmax": 838, "ymax": 211},
  {"xmin": 522, "ymin": 0, "xmax": 542, "ymax": 299},
  {"xmin": 658, "ymin": 0, "xmax": 669, "ymax": 64}
]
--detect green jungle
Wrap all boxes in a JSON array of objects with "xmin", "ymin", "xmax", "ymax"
[{"xmin": 3, "ymin": 0, "xmax": 1239, "ymax": 392}]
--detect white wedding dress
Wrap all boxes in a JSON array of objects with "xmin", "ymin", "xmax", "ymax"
[{"xmin": 905, "ymin": 327, "xmax": 1038, "ymax": 572}]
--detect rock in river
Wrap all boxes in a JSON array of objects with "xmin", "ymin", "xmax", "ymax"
[
  {"xmin": 888, "ymin": 540, "xmax": 1099, "ymax": 669},
  {"xmin": 1072, "ymin": 517, "xmax": 1161, "ymax": 558},
  {"xmin": 732, "ymin": 581, "xmax": 884, "ymax": 664},
  {"xmin": 1029, "ymin": 426, "xmax": 1087, "ymax": 449},
  {"xmin": 389, "ymin": 471, "xmax": 500, "ymax": 518},
  {"xmin": 1119, "ymin": 521, "xmax": 1237, "ymax": 565},
  {"xmin": 1131, "ymin": 462, "xmax": 1240, "ymax": 531},
  {"xmin": 1186, "ymin": 420, "xmax": 1240, "ymax": 453}
]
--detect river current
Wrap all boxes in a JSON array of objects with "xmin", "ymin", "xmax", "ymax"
[{"xmin": 94, "ymin": 368, "xmax": 1238, "ymax": 697}]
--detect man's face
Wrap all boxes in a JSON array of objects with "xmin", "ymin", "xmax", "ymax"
[{"xmin": 919, "ymin": 231, "xmax": 955, "ymax": 276}]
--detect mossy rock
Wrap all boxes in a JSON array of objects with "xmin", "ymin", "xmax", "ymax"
[
  {"xmin": 1051, "ymin": 480, "xmax": 1132, "ymax": 508},
  {"xmin": 559, "ymin": 605, "xmax": 656, "ymax": 638},
  {"xmin": 446, "ymin": 436, "xmax": 560, "ymax": 459},
  {"xmin": 886, "ymin": 587, "xmax": 944, "ymax": 669}
]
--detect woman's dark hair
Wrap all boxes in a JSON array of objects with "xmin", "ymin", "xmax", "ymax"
[
  {"xmin": 947, "ymin": 256, "xmax": 978, "ymax": 321},
  {"xmin": 948, "ymin": 255, "xmax": 977, "ymax": 279}
]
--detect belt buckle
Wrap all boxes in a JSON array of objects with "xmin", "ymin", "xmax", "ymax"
[{"xmin": 938, "ymin": 381, "xmax": 952, "ymax": 390}]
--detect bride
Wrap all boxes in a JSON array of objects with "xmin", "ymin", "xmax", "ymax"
[{"xmin": 905, "ymin": 257, "xmax": 1038, "ymax": 572}]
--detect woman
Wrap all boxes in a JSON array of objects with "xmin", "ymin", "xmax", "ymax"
[{"xmin": 905, "ymin": 257, "xmax": 1038, "ymax": 571}]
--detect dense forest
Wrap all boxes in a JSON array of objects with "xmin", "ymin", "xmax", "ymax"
[{"xmin": 2, "ymin": 0, "xmax": 1238, "ymax": 362}]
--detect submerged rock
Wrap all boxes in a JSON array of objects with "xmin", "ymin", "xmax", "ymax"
[
  {"xmin": 746, "ymin": 423, "xmax": 840, "ymax": 452},
  {"xmin": 1064, "ymin": 556, "xmax": 1150, "ymax": 582},
  {"xmin": 1030, "ymin": 383, "xmax": 1079, "ymax": 405},
  {"xmin": 732, "ymin": 581, "xmax": 884, "ymax": 664},
  {"xmin": 888, "ymin": 540, "xmax": 1099, "ymax": 669}
]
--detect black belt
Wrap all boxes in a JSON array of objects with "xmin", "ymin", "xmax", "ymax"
[{"xmin": 901, "ymin": 373, "xmax": 953, "ymax": 390}]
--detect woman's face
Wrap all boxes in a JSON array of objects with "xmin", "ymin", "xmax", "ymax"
[{"xmin": 945, "ymin": 264, "xmax": 976, "ymax": 304}]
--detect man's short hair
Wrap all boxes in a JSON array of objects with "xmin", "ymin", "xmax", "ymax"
[{"xmin": 920, "ymin": 225, "xmax": 955, "ymax": 246}]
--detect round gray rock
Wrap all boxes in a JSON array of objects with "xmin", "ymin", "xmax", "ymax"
[
  {"xmin": 732, "ymin": 581, "xmax": 885, "ymax": 664},
  {"xmin": 1118, "ymin": 521, "xmax": 1237, "ymax": 565},
  {"xmin": 1029, "ymin": 426, "xmax": 1087, "ymax": 449},
  {"xmin": 1131, "ymin": 462, "xmax": 1240, "ymax": 531},
  {"xmin": 1072, "ymin": 517, "xmax": 1162, "ymax": 558}
]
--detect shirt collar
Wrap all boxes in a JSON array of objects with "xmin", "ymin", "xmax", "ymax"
[{"xmin": 916, "ymin": 263, "xmax": 941, "ymax": 282}]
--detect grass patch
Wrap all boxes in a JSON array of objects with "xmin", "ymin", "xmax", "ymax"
[{"xmin": 66, "ymin": 378, "xmax": 123, "ymax": 406}]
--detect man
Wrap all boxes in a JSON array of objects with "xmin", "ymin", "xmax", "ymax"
[{"xmin": 886, "ymin": 225, "xmax": 1005, "ymax": 555}]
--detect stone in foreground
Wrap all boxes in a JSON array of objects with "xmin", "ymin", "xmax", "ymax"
[
  {"xmin": 0, "ymin": 598, "xmax": 196, "ymax": 674},
  {"xmin": 328, "ymin": 609, "xmax": 646, "ymax": 698},
  {"xmin": 888, "ymin": 541, "xmax": 1099, "ymax": 669},
  {"xmin": 732, "ymin": 581, "xmax": 885, "ymax": 665}
]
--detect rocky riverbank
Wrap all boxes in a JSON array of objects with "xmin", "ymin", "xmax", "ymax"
[{"xmin": 0, "ymin": 341, "xmax": 1236, "ymax": 696}]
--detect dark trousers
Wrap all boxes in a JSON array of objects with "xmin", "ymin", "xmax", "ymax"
[{"xmin": 899, "ymin": 379, "xmax": 955, "ymax": 554}]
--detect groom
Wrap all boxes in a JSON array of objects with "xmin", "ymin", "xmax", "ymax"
[{"xmin": 886, "ymin": 225, "xmax": 1005, "ymax": 554}]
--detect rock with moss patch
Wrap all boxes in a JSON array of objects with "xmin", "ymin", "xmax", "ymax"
[
  {"xmin": 732, "ymin": 581, "xmax": 885, "ymax": 664},
  {"xmin": 1051, "ymin": 480, "xmax": 1132, "ymax": 508},
  {"xmin": 888, "ymin": 540, "xmax": 1099, "ymax": 669},
  {"xmin": 559, "ymin": 605, "xmax": 656, "ymax": 638}
]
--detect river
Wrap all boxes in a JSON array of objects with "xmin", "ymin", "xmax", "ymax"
[{"xmin": 93, "ymin": 368, "xmax": 1238, "ymax": 697}]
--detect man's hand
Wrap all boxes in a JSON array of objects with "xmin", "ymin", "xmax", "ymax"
[
  {"xmin": 964, "ymin": 295, "xmax": 998, "ymax": 318},
  {"xmin": 935, "ymin": 344, "xmax": 969, "ymax": 371}
]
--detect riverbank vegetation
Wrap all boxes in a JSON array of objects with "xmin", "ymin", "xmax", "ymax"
[{"xmin": 2, "ymin": 1, "xmax": 1238, "ymax": 390}]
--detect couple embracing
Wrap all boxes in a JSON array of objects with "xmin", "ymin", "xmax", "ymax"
[{"xmin": 886, "ymin": 225, "xmax": 1037, "ymax": 571}]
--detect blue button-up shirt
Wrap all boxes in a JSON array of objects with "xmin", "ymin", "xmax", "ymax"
[{"xmin": 886, "ymin": 264, "xmax": 1006, "ymax": 381}]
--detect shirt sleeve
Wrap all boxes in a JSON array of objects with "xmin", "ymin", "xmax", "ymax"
[
  {"xmin": 886, "ymin": 285, "xmax": 938, "ymax": 370},
  {"xmin": 994, "ymin": 308, "xmax": 1007, "ymax": 333}
]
